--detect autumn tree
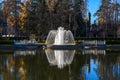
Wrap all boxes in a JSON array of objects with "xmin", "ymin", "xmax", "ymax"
[
  {"xmin": 2, "ymin": 0, "xmax": 26, "ymax": 36},
  {"xmin": 94, "ymin": 0, "xmax": 120, "ymax": 38}
]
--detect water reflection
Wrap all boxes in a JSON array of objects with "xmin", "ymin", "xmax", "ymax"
[
  {"xmin": 14, "ymin": 50, "xmax": 36, "ymax": 56},
  {"xmin": 17, "ymin": 58, "xmax": 26, "ymax": 80},
  {"xmin": 82, "ymin": 49, "xmax": 106, "ymax": 55},
  {"xmin": 45, "ymin": 49, "xmax": 75, "ymax": 69},
  {"xmin": 0, "ymin": 49, "xmax": 119, "ymax": 80},
  {"xmin": 0, "ymin": 55, "xmax": 15, "ymax": 80},
  {"xmin": 14, "ymin": 50, "xmax": 36, "ymax": 80},
  {"xmin": 77, "ymin": 50, "xmax": 120, "ymax": 80}
]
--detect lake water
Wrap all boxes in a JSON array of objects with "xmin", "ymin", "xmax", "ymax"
[{"xmin": 0, "ymin": 48, "xmax": 120, "ymax": 80}]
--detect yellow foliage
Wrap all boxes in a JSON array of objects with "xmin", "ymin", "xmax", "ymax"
[
  {"xmin": 19, "ymin": 5, "xmax": 27, "ymax": 28},
  {"xmin": 46, "ymin": 0, "xmax": 56, "ymax": 11},
  {"xmin": 3, "ymin": 0, "xmax": 27, "ymax": 28},
  {"xmin": 99, "ymin": 17, "xmax": 104, "ymax": 23}
]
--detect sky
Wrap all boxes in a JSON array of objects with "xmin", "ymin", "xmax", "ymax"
[
  {"xmin": 88, "ymin": 0, "xmax": 120, "ymax": 24},
  {"xmin": 87, "ymin": 0, "xmax": 101, "ymax": 24}
]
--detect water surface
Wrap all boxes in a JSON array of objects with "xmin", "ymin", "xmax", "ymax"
[{"xmin": 0, "ymin": 49, "xmax": 120, "ymax": 80}]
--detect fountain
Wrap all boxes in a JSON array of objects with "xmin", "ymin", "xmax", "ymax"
[
  {"xmin": 45, "ymin": 49, "xmax": 75, "ymax": 69},
  {"xmin": 45, "ymin": 27, "xmax": 75, "ymax": 68},
  {"xmin": 46, "ymin": 27, "xmax": 75, "ymax": 48}
]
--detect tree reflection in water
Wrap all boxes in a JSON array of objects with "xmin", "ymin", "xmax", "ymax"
[
  {"xmin": 77, "ymin": 50, "xmax": 120, "ymax": 80},
  {"xmin": 17, "ymin": 58, "xmax": 26, "ymax": 80},
  {"xmin": 0, "ymin": 49, "xmax": 119, "ymax": 80}
]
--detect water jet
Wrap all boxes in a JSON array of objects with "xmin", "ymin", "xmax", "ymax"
[{"xmin": 46, "ymin": 27, "xmax": 75, "ymax": 48}]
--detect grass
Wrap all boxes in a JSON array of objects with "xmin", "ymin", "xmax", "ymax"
[
  {"xmin": 106, "ymin": 40, "xmax": 120, "ymax": 45},
  {"xmin": 0, "ymin": 40, "xmax": 13, "ymax": 45}
]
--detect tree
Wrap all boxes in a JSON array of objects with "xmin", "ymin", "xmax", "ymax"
[
  {"xmin": 3, "ymin": 0, "xmax": 26, "ymax": 36},
  {"xmin": 94, "ymin": 0, "xmax": 120, "ymax": 38},
  {"xmin": 22, "ymin": 0, "xmax": 87, "ymax": 38}
]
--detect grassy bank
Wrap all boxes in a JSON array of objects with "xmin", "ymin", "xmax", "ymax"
[
  {"xmin": 0, "ymin": 37, "xmax": 13, "ymax": 45},
  {"xmin": 106, "ymin": 40, "xmax": 120, "ymax": 45}
]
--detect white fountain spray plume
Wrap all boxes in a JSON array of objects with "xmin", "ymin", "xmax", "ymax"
[
  {"xmin": 54, "ymin": 27, "xmax": 65, "ymax": 45},
  {"xmin": 46, "ymin": 27, "xmax": 75, "ymax": 47}
]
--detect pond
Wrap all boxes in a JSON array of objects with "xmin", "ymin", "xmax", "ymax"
[{"xmin": 0, "ymin": 48, "xmax": 120, "ymax": 80}]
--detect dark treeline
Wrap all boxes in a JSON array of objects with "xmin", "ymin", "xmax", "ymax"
[{"xmin": 0, "ymin": 0, "xmax": 120, "ymax": 39}]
